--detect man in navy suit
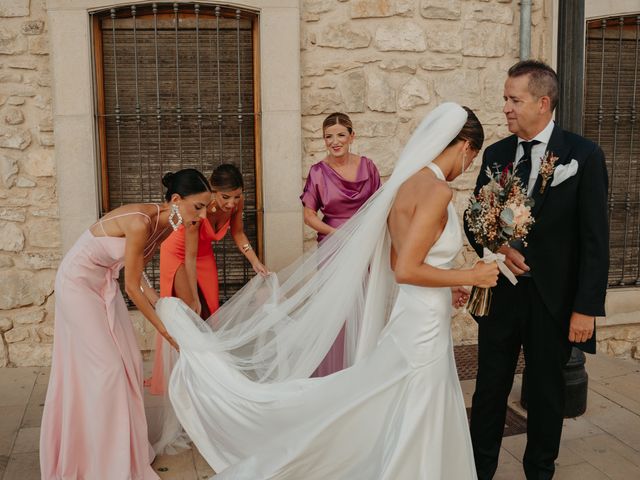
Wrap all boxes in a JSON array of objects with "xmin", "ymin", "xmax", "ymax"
[{"xmin": 464, "ymin": 60, "xmax": 609, "ymax": 479}]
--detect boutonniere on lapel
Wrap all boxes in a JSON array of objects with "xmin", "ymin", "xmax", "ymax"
[{"xmin": 538, "ymin": 151, "xmax": 560, "ymax": 194}]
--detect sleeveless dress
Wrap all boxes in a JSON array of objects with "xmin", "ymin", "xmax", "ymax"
[
  {"xmin": 40, "ymin": 207, "xmax": 164, "ymax": 480},
  {"xmin": 160, "ymin": 164, "xmax": 477, "ymax": 479},
  {"xmin": 300, "ymin": 156, "xmax": 381, "ymax": 376},
  {"xmin": 147, "ymin": 216, "xmax": 230, "ymax": 395}
]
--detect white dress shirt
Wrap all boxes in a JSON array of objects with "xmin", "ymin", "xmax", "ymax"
[{"xmin": 514, "ymin": 119, "xmax": 555, "ymax": 195}]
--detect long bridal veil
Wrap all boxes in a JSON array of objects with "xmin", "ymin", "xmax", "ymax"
[{"xmin": 153, "ymin": 102, "xmax": 468, "ymax": 452}]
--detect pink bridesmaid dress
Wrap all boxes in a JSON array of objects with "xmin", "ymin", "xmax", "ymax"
[
  {"xmin": 40, "ymin": 208, "xmax": 163, "ymax": 480},
  {"xmin": 300, "ymin": 156, "xmax": 381, "ymax": 376}
]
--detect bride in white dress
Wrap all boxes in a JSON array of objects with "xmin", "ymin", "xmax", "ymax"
[{"xmin": 155, "ymin": 103, "xmax": 499, "ymax": 479}]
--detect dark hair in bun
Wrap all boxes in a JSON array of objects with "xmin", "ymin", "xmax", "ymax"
[
  {"xmin": 209, "ymin": 164, "xmax": 244, "ymax": 191},
  {"xmin": 162, "ymin": 168, "xmax": 211, "ymax": 202},
  {"xmin": 447, "ymin": 106, "xmax": 484, "ymax": 152}
]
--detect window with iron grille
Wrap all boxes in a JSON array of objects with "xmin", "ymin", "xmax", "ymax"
[
  {"xmin": 584, "ymin": 14, "xmax": 640, "ymax": 287},
  {"xmin": 91, "ymin": 3, "xmax": 262, "ymax": 304}
]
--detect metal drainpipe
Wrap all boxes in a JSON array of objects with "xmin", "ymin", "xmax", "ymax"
[{"xmin": 520, "ymin": 0, "xmax": 533, "ymax": 59}]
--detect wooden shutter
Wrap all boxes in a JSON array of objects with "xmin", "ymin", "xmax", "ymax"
[
  {"xmin": 92, "ymin": 3, "xmax": 262, "ymax": 303},
  {"xmin": 584, "ymin": 15, "xmax": 640, "ymax": 287}
]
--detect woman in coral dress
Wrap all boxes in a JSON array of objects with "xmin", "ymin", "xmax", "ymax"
[
  {"xmin": 301, "ymin": 112, "xmax": 381, "ymax": 376},
  {"xmin": 148, "ymin": 163, "xmax": 267, "ymax": 395},
  {"xmin": 39, "ymin": 169, "xmax": 211, "ymax": 480}
]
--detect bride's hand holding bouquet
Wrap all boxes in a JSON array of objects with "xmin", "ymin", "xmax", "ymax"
[{"xmin": 465, "ymin": 163, "xmax": 535, "ymax": 316}]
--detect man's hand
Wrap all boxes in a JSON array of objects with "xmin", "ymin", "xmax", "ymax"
[
  {"xmin": 569, "ymin": 312, "xmax": 595, "ymax": 343},
  {"xmin": 497, "ymin": 245, "xmax": 530, "ymax": 276}
]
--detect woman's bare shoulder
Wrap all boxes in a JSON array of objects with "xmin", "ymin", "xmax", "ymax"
[{"xmin": 396, "ymin": 169, "xmax": 451, "ymax": 207}]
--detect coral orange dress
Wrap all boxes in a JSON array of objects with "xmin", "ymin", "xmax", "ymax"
[{"xmin": 148, "ymin": 216, "xmax": 231, "ymax": 394}]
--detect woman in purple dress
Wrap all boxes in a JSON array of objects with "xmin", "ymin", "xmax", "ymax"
[{"xmin": 301, "ymin": 112, "xmax": 381, "ymax": 376}]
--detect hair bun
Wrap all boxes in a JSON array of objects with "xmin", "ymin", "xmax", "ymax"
[{"xmin": 162, "ymin": 171, "xmax": 175, "ymax": 188}]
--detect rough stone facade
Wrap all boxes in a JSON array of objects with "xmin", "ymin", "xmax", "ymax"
[
  {"xmin": 300, "ymin": 0, "xmax": 556, "ymax": 345},
  {"xmin": 0, "ymin": 0, "xmax": 57, "ymax": 367}
]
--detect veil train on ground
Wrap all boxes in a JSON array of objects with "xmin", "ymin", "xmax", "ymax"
[{"xmin": 154, "ymin": 103, "xmax": 477, "ymax": 479}]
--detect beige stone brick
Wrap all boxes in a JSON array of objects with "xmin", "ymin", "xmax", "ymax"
[
  {"xmin": 0, "ymin": 27, "xmax": 27, "ymax": 54},
  {"xmin": 338, "ymin": 68, "xmax": 366, "ymax": 112},
  {"xmin": 351, "ymin": 0, "xmax": 413, "ymax": 18},
  {"xmin": 464, "ymin": 2, "xmax": 514, "ymax": 24},
  {"xmin": 5, "ymin": 325, "xmax": 30, "ymax": 343},
  {"xmin": 420, "ymin": 54, "xmax": 462, "ymax": 71},
  {"xmin": 366, "ymin": 71, "xmax": 396, "ymax": 112},
  {"xmin": 19, "ymin": 251, "xmax": 61, "ymax": 270},
  {"xmin": 0, "ymin": 222, "xmax": 24, "ymax": 252},
  {"xmin": 374, "ymin": 22, "xmax": 426, "ymax": 52},
  {"xmin": 420, "ymin": 0, "xmax": 461, "ymax": 20},
  {"xmin": 302, "ymin": 87, "xmax": 344, "ymax": 115},
  {"xmin": 0, "ymin": 208, "xmax": 26, "ymax": 222},
  {"xmin": 425, "ymin": 22, "xmax": 462, "ymax": 53},
  {"xmin": 379, "ymin": 58, "xmax": 417, "ymax": 74},
  {"xmin": 0, "ymin": 255, "xmax": 13, "ymax": 268},
  {"xmin": 0, "ymin": 127, "xmax": 31, "ymax": 150},
  {"xmin": 4, "ymin": 107, "xmax": 24, "ymax": 125},
  {"xmin": 0, "ymin": 317, "xmax": 12, "ymax": 332},
  {"xmin": 15, "ymin": 177, "xmax": 35, "ymax": 188},
  {"xmin": 317, "ymin": 23, "xmax": 371, "ymax": 49},
  {"xmin": 0, "ymin": 0, "xmax": 29, "ymax": 17},
  {"xmin": 12, "ymin": 308, "xmax": 45, "ymax": 325},
  {"xmin": 24, "ymin": 219, "xmax": 61, "ymax": 248},
  {"xmin": 0, "ymin": 269, "xmax": 47, "ymax": 309},
  {"xmin": 20, "ymin": 20, "xmax": 44, "ymax": 35},
  {"xmin": 462, "ymin": 24, "xmax": 508, "ymax": 57},
  {"xmin": 28, "ymin": 35, "xmax": 48, "ymax": 55},
  {"xmin": 398, "ymin": 76, "xmax": 431, "ymax": 110},
  {"xmin": 0, "ymin": 72, "xmax": 23, "ymax": 84},
  {"xmin": 22, "ymin": 149, "xmax": 54, "ymax": 177},
  {"xmin": 7, "ymin": 342, "xmax": 51, "ymax": 366}
]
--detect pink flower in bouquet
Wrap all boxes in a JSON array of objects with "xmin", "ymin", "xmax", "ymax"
[
  {"xmin": 507, "ymin": 202, "xmax": 531, "ymax": 228},
  {"xmin": 465, "ymin": 164, "xmax": 536, "ymax": 316}
]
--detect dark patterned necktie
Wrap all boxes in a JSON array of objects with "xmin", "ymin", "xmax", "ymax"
[{"xmin": 515, "ymin": 140, "xmax": 541, "ymax": 193}]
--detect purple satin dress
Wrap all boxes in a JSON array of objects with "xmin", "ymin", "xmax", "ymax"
[
  {"xmin": 301, "ymin": 156, "xmax": 381, "ymax": 243},
  {"xmin": 300, "ymin": 156, "xmax": 381, "ymax": 376}
]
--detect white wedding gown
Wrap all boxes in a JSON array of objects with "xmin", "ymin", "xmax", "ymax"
[{"xmin": 157, "ymin": 162, "xmax": 477, "ymax": 479}]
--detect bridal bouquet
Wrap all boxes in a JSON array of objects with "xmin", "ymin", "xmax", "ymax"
[{"xmin": 464, "ymin": 164, "xmax": 535, "ymax": 316}]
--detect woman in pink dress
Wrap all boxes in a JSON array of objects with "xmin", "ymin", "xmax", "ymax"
[
  {"xmin": 39, "ymin": 169, "xmax": 212, "ymax": 480},
  {"xmin": 301, "ymin": 112, "xmax": 381, "ymax": 376}
]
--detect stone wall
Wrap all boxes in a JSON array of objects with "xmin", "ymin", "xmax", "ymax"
[
  {"xmin": 0, "ymin": 0, "xmax": 58, "ymax": 367},
  {"xmin": 299, "ymin": 0, "xmax": 554, "ymax": 344},
  {"xmin": 596, "ymin": 290, "xmax": 640, "ymax": 361}
]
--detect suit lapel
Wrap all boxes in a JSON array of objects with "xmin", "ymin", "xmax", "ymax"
[
  {"xmin": 530, "ymin": 125, "xmax": 572, "ymax": 217},
  {"xmin": 488, "ymin": 135, "xmax": 518, "ymax": 176}
]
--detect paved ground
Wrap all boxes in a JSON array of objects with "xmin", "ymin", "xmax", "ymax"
[{"xmin": 2, "ymin": 353, "xmax": 640, "ymax": 479}]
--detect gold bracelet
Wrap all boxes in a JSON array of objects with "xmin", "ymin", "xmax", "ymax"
[
  {"xmin": 241, "ymin": 243, "xmax": 252, "ymax": 253},
  {"xmin": 142, "ymin": 271, "xmax": 152, "ymax": 287}
]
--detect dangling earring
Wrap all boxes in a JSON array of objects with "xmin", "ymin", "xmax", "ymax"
[
  {"xmin": 210, "ymin": 201, "xmax": 217, "ymax": 213},
  {"xmin": 168, "ymin": 203, "xmax": 183, "ymax": 231},
  {"xmin": 461, "ymin": 151, "xmax": 468, "ymax": 175}
]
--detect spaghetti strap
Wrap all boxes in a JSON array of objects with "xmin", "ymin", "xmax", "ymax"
[
  {"xmin": 94, "ymin": 205, "xmax": 164, "ymax": 259},
  {"xmin": 151, "ymin": 204, "xmax": 160, "ymax": 236},
  {"xmin": 94, "ymin": 210, "xmax": 153, "ymax": 238},
  {"xmin": 98, "ymin": 211, "xmax": 152, "ymax": 229}
]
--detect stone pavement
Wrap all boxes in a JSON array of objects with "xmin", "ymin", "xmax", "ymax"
[{"xmin": 1, "ymin": 353, "xmax": 639, "ymax": 479}]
